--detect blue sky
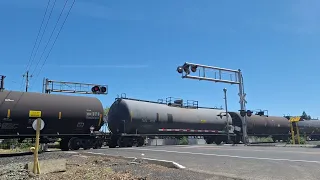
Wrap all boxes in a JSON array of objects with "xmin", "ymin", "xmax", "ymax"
[{"xmin": 1, "ymin": 0, "xmax": 320, "ymax": 119}]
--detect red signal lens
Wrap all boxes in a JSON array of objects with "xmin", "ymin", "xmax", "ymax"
[
  {"xmin": 92, "ymin": 86, "xmax": 100, "ymax": 92},
  {"xmin": 191, "ymin": 65, "xmax": 197, "ymax": 72}
]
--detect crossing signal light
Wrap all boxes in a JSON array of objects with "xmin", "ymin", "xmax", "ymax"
[
  {"xmin": 177, "ymin": 64, "xmax": 198, "ymax": 74},
  {"xmin": 240, "ymin": 110, "xmax": 246, "ymax": 117},
  {"xmin": 183, "ymin": 64, "xmax": 190, "ymax": 74},
  {"xmin": 191, "ymin": 65, "xmax": 197, "ymax": 72},
  {"xmin": 91, "ymin": 85, "xmax": 107, "ymax": 94},
  {"xmin": 100, "ymin": 86, "xmax": 107, "ymax": 93},
  {"xmin": 177, "ymin": 66, "xmax": 183, "ymax": 73},
  {"xmin": 239, "ymin": 110, "xmax": 253, "ymax": 117}
]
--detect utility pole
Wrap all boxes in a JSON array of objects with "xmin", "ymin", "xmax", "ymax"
[
  {"xmin": 23, "ymin": 71, "xmax": 32, "ymax": 92},
  {"xmin": 0, "ymin": 75, "xmax": 5, "ymax": 91},
  {"xmin": 223, "ymin": 88, "xmax": 231, "ymax": 144}
]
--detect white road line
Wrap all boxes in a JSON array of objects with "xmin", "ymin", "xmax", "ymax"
[
  {"xmin": 177, "ymin": 146, "xmax": 320, "ymax": 155},
  {"xmin": 121, "ymin": 148, "xmax": 320, "ymax": 164},
  {"xmin": 86, "ymin": 152, "xmax": 186, "ymax": 169},
  {"xmin": 64, "ymin": 151, "xmax": 78, "ymax": 154},
  {"xmin": 86, "ymin": 152, "xmax": 106, "ymax": 156}
]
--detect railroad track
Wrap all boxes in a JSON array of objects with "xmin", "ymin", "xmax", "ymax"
[
  {"xmin": 0, "ymin": 151, "xmax": 34, "ymax": 158},
  {"xmin": 0, "ymin": 148, "xmax": 58, "ymax": 158}
]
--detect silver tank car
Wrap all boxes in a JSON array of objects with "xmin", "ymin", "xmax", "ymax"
[
  {"xmin": 0, "ymin": 90, "xmax": 104, "ymax": 138},
  {"xmin": 229, "ymin": 112, "xmax": 290, "ymax": 141},
  {"xmin": 298, "ymin": 120, "xmax": 320, "ymax": 140},
  {"xmin": 107, "ymin": 97, "xmax": 233, "ymax": 135}
]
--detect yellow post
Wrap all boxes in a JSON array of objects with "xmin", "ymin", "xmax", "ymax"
[
  {"xmin": 290, "ymin": 122, "xmax": 295, "ymax": 145},
  {"xmin": 296, "ymin": 123, "xmax": 300, "ymax": 145},
  {"xmin": 33, "ymin": 118, "xmax": 41, "ymax": 174}
]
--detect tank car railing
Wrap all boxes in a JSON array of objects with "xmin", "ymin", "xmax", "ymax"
[
  {"xmin": 165, "ymin": 97, "xmax": 200, "ymax": 109},
  {"xmin": 255, "ymin": 109, "xmax": 269, "ymax": 117},
  {"xmin": 115, "ymin": 94, "xmax": 168, "ymax": 105}
]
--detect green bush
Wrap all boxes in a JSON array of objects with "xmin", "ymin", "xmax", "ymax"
[
  {"xmin": 258, "ymin": 136, "xmax": 274, "ymax": 143},
  {"xmin": 250, "ymin": 136, "xmax": 273, "ymax": 143},
  {"xmin": 178, "ymin": 136, "xmax": 189, "ymax": 145},
  {"xmin": 0, "ymin": 139, "xmax": 34, "ymax": 150},
  {"xmin": 288, "ymin": 135, "xmax": 306, "ymax": 144}
]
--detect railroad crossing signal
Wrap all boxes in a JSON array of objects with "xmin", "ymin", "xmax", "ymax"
[
  {"xmin": 238, "ymin": 93, "xmax": 247, "ymax": 104},
  {"xmin": 240, "ymin": 110, "xmax": 253, "ymax": 117},
  {"xmin": 176, "ymin": 63, "xmax": 198, "ymax": 75},
  {"xmin": 91, "ymin": 85, "xmax": 107, "ymax": 94},
  {"xmin": 289, "ymin": 116, "xmax": 301, "ymax": 122}
]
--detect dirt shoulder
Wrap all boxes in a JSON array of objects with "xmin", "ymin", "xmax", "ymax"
[{"xmin": 0, "ymin": 151, "xmax": 238, "ymax": 180}]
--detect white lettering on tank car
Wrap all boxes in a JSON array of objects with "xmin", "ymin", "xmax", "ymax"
[
  {"xmin": 4, "ymin": 99, "xmax": 14, "ymax": 102},
  {"xmin": 86, "ymin": 111, "xmax": 100, "ymax": 119},
  {"xmin": 77, "ymin": 122, "xmax": 84, "ymax": 128}
]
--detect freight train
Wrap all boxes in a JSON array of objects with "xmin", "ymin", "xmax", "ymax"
[
  {"xmin": 106, "ymin": 95, "xmax": 292, "ymax": 147},
  {"xmin": 0, "ymin": 90, "xmax": 105, "ymax": 150},
  {"xmin": 1, "ymin": 90, "xmax": 320, "ymax": 151},
  {"xmin": 107, "ymin": 96, "xmax": 320, "ymax": 147}
]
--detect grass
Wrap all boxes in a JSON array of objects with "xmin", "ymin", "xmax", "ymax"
[
  {"xmin": 249, "ymin": 136, "xmax": 274, "ymax": 143},
  {"xmin": 178, "ymin": 136, "xmax": 189, "ymax": 145}
]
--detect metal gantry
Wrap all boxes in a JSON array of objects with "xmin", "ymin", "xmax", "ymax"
[
  {"xmin": 176, "ymin": 62, "xmax": 249, "ymax": 144},
  {"xmin": 42, "ymin": 78, "xmax": 108, "ymax": 95}
]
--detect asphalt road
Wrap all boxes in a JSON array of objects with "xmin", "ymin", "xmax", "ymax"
[{"xmin": 88, "ymin": 144, "xmax": 320, "ymax": 180}]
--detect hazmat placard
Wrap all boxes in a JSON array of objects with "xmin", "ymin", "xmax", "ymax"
[{"xmin": 29, "ymin": 110, "xmax": 42, "ymax": 118}]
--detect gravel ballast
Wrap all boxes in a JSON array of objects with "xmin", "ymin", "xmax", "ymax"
[{"xmin": 0, "ymin": 151, "xmax": 239, "ymax": 180}]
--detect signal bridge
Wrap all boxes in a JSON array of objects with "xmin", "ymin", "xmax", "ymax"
[{"xmin": 42, "ymin": 78, "xmax": 108, "ymax": 95}]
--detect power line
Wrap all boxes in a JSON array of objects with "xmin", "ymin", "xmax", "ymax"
[
  {"xmin": 19, "ymin": 78, "xmax": 25, "ymax": 91},
  {"xmin": 29, "ymin": 0, "xmax": 57, "ymax": 73},
  {"xmin": 21, "ymin": 0, "xmax": 51, "ymax": 90},
  {"xmin": 25, "ymin": 0, "xmax": 52, "ymax": 73},
  {"xmin": 31, "ymin": 0, "xmax": 76, "ymax": 88},
  {"xmin": 31, "ymin": 0, "xmax": 70, "ymax": 77}
]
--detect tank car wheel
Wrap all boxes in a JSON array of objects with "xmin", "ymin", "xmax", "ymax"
[
  {"xmin": 117, "ymin": 137, "xmax": 127, "ymax": 147},
  {"xmin": 93, "ymin": 140, "xmax": 103, "ymax": 149},
  {"xmin": 93, "ymin": 141, "xmax": 99, "ymax": 149},
  {"xmin": 68, "ymin": 137, "xmax": 81, "ymax": 150},
  {"xmin": 98, "ymin": 141, "xmax": 103, "ymax": 148},
  {"xmin": 205, "ymin": 138, "xmax": 214, "ymax": 144},
  {"xmin": 83, "ymin": 139, "xmax": 92, "ymax": 150},
  {"xmin": 126, "ymin": 141, "xmax": 133, "ymax": 147},
  {"xmin": 109, "ymin": 144, "xmax": 117, "ymax": 148},
  {"xmin": 94, "ymin": 140, "xmax": 103, "ymax": 149},
  {"xmin": 136, "ymin": 137, "xmax": 145, "ymax": 147},
  {"xmin": 232, "ymin": 136, "xmax": 241, "ymax": 144},
  {"xmin": 109, "ymin": 136, "xmax": 118, "ymax": 148},
  {"xmin": 215, "ymin": 138, "xmax": 223, "ymax": 145}
]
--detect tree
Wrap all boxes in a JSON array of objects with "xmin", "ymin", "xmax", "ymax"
[
  {"xmin": 301, "ymin": 111, "xmax": 308, "ymax": 119},
  {"xmin": 301, "ymin": 111, "xmax": 312, "ymax": 120},
  {"xmin": 104, "ymin": 107, "xmax": 109, "ymax": 116}
]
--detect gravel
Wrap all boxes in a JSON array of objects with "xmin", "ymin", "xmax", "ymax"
[
  {"xmin": 0, "ymin": 151, "xmax": 239, "ymax": 180},
  {"xmin": 0, "ymin": 151, "xmax": 74, "ymax": 167}
]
